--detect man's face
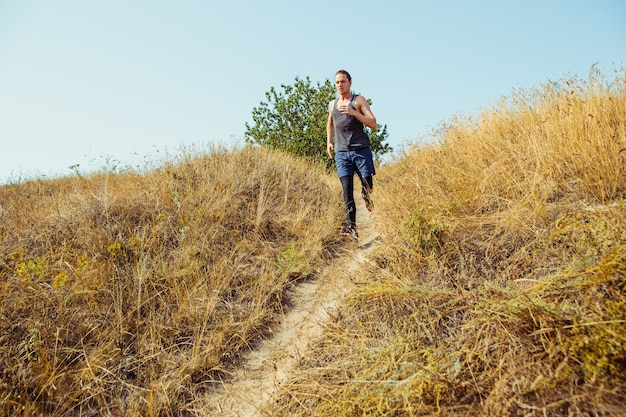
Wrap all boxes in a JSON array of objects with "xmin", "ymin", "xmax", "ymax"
[{"xmin": 335, "ymin": 74, "xmax": 351, "ymax": 94}]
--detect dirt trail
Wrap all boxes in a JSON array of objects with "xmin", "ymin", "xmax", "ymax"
[{"xmin": 206, "ymin": 203, "xmax": 379, "ymax": 416}]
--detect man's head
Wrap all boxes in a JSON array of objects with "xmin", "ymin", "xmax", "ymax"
[
  {"xmin": 335, "ymin": 69, "xmax": 351, "ymax": 81},
  {"xmin": 335, "ymin": 70, "xmax": 352, "ymax": 95}
]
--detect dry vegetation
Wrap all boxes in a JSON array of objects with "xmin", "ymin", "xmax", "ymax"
[
  {"xmin": 1, "ymin": 66, "xmax": 625, "ymax": 416},
  {"xmin": 0, "ymin": 147, "xmax": 345, "ymax": 416},
  {"xmin": 268, "ymin": 67, "xmax": 626, "ymax": 416}
]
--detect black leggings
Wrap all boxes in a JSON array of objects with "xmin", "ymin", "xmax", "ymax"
[{"xmin": 340, "ymin": 174, "xmax": 373, "ymax": 227}]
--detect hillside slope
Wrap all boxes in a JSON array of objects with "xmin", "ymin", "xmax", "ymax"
[
  {"xmin": 266, "ymin": 68, "xmax": 626, "ymax": 416},
  {"xmin": 0, "ymin": 147, "xmax": 346, "ymax": 416},
  {"xmin": 1, "ymin": 67, "xmax": 625, "ymax": 417}
]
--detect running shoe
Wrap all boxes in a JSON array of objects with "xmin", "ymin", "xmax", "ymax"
[{"xmin": 340, "ymin": 224, "xmax": 359, "ymax": 240}]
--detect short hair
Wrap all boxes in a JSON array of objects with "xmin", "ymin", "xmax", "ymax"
[{"xmin": 335, "ymin": 69, "xmax": 351, "ymax": 81}]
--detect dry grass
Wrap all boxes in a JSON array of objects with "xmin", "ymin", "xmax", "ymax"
[
  {"xmin": 2, "ymin": 66, "xmax": 626, "ymax": 417},
  {"xmin": 0, "ymin": 146, "xmax": 345, "ymax": 416},
  {"xmin": 267, "ymin": 67, "xmax": 626, "ymax": 415}
]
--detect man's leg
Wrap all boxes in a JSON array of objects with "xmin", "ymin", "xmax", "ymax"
[
  {"xmin": 359, "ymin": 175, "xmax": 374, "ymax": 212},
  {"xmin": 354, "ymin": 148, "xmax": 375, "ymax": 212},
  {"xmin": 339, "ymin": 175, "xmax": 356, "ymax": 227}
]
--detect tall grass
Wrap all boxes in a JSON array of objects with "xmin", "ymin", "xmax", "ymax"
[
  {"xmin": 2, "ymin": 66, "xmax": 625, "ymax": 417},
  {"xmin": 0, "ymin": 146, "xmax": 345, "ymax": 416},
  {"xmin": 269, "ymin": 67, "xmax": 626, "ymax": 415}
]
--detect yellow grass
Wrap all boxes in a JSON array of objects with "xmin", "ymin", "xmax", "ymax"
[
  {"xmin": 2, "ymin": 65, "xmax": 625, "ymax": 416},
  {"xmin": 268, "ymin": 66, "xmax": 626, "ymax": 416},
  {"xmin": 0, "ymin": 146, "xmax": 345, "ymax": 416}
]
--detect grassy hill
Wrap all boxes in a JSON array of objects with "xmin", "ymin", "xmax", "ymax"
[
  {"xmin": 0, "ymin": 148, "xmax": 346, "ymax": 415},
  {"xmin": 269, "ymin": 67, "xmax": 626, "ymax": 416},
  {"xmin": 1, "ymin": 67, "xmax": 625, "ymax": 416}
]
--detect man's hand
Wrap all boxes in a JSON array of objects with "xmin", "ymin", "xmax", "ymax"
[
  {"xmin": 340, "ymin": 96, "xmax": 377, "ymax": 130},
  {"xmin": 338, "ymin": 103, "xmax": 353, "ymax": 116},
  {"xmin": 326, "ymin": 142, "xmax": 334, "ymax": 158}
]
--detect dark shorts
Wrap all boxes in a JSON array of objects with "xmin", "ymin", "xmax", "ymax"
[{"xmin": 335, "ymin": 147, "xmax": 376, "ymax": 178}]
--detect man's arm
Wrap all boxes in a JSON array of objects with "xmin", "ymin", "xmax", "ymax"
[
  {"xmin": 340, "ymin": 95, "xmax": 377, "ymax": 130},
  {"xmin": 326, "ymin": 100, "xmax": 335, "ymax": 158}
]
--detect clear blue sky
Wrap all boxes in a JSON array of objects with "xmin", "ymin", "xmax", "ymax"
[{"xmin": 1, "ymin": 0, "xmax": 624, "ymax": 183}]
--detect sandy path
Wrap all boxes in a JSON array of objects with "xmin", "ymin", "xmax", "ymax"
[{"xmin": 205, "ymin": 203, "xmax": 378, "ymax": 416}]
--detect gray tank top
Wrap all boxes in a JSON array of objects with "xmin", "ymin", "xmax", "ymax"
[{"xmin": 332, "ymin": 94, "xmax": 371, "ymax": 152}]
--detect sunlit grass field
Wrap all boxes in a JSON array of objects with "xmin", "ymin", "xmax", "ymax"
[
  {"xmin": 270, "ymin": 67, "xmax": 626, "ymax": 416},
  {"xmin": 0, "ymin": 147, "xmax": 346, "ymax": 416},
  {"xmin": 1, "ymin": 66, "xmax": 625, "ymax": 416}
]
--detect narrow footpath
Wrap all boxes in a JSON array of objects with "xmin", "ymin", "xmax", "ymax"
[{"xmin": 205, "ymin": 203, "xmax": 379, "ymax": 416}]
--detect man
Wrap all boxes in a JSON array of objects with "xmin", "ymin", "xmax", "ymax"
[{"xmin": 326, "ymin": 69, "xmax": 377, "ymax": 240}]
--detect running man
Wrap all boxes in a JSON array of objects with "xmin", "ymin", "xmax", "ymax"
[{"xmin": 326, "ymin": 69, "xmax": 377, "ymax": 240}]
